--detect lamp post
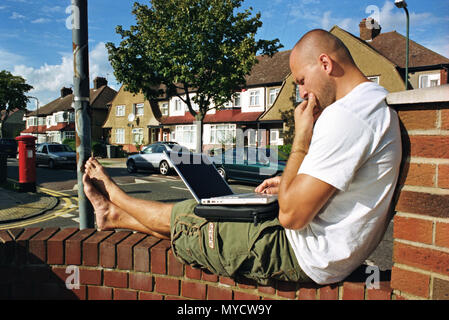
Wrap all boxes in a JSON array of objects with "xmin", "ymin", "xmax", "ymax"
[{"xmin": 395, "ymin": 0, "xmax": 410, "ymax": 90}]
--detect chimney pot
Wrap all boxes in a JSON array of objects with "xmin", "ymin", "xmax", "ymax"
[
  {"xmin": 94, "ymin": 77, "xmax": 108, "ymax": 89},
  {"xmin": 60, "ymin": 87, "xmax": 73, "ymax": 98}
]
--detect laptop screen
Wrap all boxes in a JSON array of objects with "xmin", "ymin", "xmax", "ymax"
[{"xmin": 165, "ymin": 151, "xmax": 234, "ymax": 201}]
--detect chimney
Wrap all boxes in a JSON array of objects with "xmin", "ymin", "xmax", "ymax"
[
  {"xmin": 359, "ymin": 18, "xmax": 381, "ymax": 41},
  {"xmin": 60, "ymin": 87, "xmax": 73, "ymax": 98},
  {"xmin": 93, "ymin": 77, "xmax": 108, "ymax": 89}
]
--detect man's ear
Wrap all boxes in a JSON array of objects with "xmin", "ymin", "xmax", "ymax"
[{"xmin": 318, "ymin": 54, "xmax": 333, "ymax": 75}]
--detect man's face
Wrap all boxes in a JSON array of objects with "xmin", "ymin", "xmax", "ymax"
[{"xmin": 289, "ymin": 49, "xmax": 336, "ymax": 117}]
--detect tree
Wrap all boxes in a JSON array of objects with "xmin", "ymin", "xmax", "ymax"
[
  {"xmin": 106, "ymin": 0, "xmax": 282, "ymax": 152},
  {"xmin": 0, "ymin": 70, "xmax": 33, "ymax": 138}
]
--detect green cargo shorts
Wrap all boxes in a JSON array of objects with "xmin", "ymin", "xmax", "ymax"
[{"xmin": 170, "ymin": 199, "xmax": 312, "ymax": 285}]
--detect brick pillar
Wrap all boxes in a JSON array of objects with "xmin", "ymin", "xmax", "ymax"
[{"xmin": 391, "ymin": 101, "xmax": 449, "ymax": 300}]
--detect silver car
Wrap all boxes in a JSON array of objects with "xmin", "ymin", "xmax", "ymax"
[
  {"xmin": 36, "ymin": 143, "xmax": 76, "ymax": 169},
  {"xmin": 126, "ymin": 142, "xmax": 190, "ymax": 175}
]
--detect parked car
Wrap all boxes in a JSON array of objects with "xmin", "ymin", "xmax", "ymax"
[
  {"xmin": 126, "ymin": 142, "xmax": 191, "ymax": 175},
  {"xmin": 36, "ymin": 143, "xmax": 76, "ymax": 169},
  {"xmin": 211, "ymin": 147, "xmax": 288, "ymax": 184},
  {"xmin": 0, "ymin": 138, "xmax": 18, "ymax": 158}
]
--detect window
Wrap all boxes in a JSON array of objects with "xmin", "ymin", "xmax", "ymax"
[
  {"xmin": 234, "ymin": 93, "xmax": 241, "ymax": 108},
  {"xmin": 38, "ymin": 117, "xmax": 45, "ymax": 126},
  {"xmin": 28, "ymin": 117, "xmax": 38, "ymax": 127},
  {"xmin": 132, "ymin": 128, "xmax": 143, "ymax": 145},
  {"xmin": 270, "ymin": 129, "xmax": 284, "ymax": 146},
  {"xmin": 174, "ymin": 99, "xmax": 183, "ymax": 112},
  {"xmin": 116, "ymin": 105, "xmax": 125, "ymax": 117},
  {"xmin": 68, "ymin": 112, "xmax": 75, "ymax": 122},
  {"xmin": 56, "ymin": 113, "xmax": 64, "ymax": 123},
  {"xmin": 367, "ymin": 76, "xmax": 380, "ymax": 84},
  {"xmin": 249, "ymin": 90, "xmax": 260, "ymax": 107},
  {"xmin": 419, "ymin": 74, "xmax": 440, "ymax": 88},
  {"xmin": 209, "ymin": 124, "xmax": 236, "ymax": 144},
  {"xmin": 295, "ymin": 85, "xmax": 302, "ymax": 103},
  {"xmin": 64, "ymin": 131, "xmax": 75, "ymax": 140},
  {"xmin": 161, "ymin": 103, "xmax": 169, "ymax": 116},
  {"xmin": 175, "ymin": 125, "xmax": 196, "ymax": 146},
  {"xmin": 134, "ymin": 103, "xmax": 144, "ymax": 116},
  {"xmin": 115, "ymin": 128, "xmax": 125, "ymax": 144},
  {"xmin": 269, "ymin": 88, "xmax": 280, "ymax": 106}
]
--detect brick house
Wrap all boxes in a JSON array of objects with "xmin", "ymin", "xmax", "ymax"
[{"xmin": 22, "ymin": 77, "xmax": 117, "ymax": 144}]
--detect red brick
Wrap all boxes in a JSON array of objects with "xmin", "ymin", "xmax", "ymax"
[
  {"xmin": 435, "ymin": 222, "xmax": 449, "ymax": 248},
  {"xmin": 258, "ymin": 283, "xmax": 276, "ymax": 296},
  {"xmin": 185, "ymin": 265, "xmax": 202, "ymax": 280},
  {"xmin": 71, "ymin": 285, "xmax": 87, "ymax": 300},
  {"xmin": 276, "ymin": 280, "xmax": 297, "ymax": 299},
  {"xmin": 297, "ymin": 287, "xmax": 317, "ymax": 300},
  {"xmin": 129, "ymin": 272, "xmax": 153, "ymax": 292},
  {"xmin": 219, "ymin": 276, "xmax": 235, "ymax": 287},
  {"xmin": 100, "ymin": 231, "xmax": 132, "ymax": 268},
  {"xmin": 155, "ymin": 277, "xmax": 179, "ymax": 295},
  {"xmin": 409, "ymin": 136, "xmax": 449, "ymax": 159},
  {"xmin": 394, "ymin": 242, "xmax": 449, "ymax": 276},
  {"xmin": 202, "ymin": 269, "xmax": 218, "ymax": 282},
  {"xmin": 16, "ymin": 227, "xmax": 42, "ymax": 264},
  {"xmin": 234, "ymin": 291, "xmax": 260, "ymax": 300},
  {"xmin": 237, "ymin": 278, "xmax": 257, "ymax": 290},
  {"xmin": 104, "ymin": 270, "xmax": 128, "ymax": 288},
  {"xmin": 82, "ymin": 231, "xmax": 113, "ymax": 266},
  {"xmin": 139, "ymin": 292, "xmax": 163, "ymax": 300},
  {"xmin": 181, "ymin": 281, "xmax": 206, "ymax": 299},
  {"xmin": 133, "ymin": 236, "xmax": 160, "ymax": 272},
  {"xmin": 342, "ymin": 282, "xmax": 365, "ymax": 300},
  {"xmin": 165, "ymin": 295, "xmax": 186, "ymax": 300},
  {"xmin": 432, "ymin": 278, "xmax": 449, "ymax": 300},
  {"xmin": 207, "ymin": 285, "xmax": 233, "ymax": 300},
  {"xmin": 391, "ymin": 266, "xmax": 430, "ymax": 298},
  {"xmin": 113, "ymin": 288, "xmax": 138, "ymax": 300},
  {"xmin": 79, "ymin": 267, "xmax": 102, "ymax": 286},
  {"xmin": 88, "ymin": 286, "xmax": 112, "ymax": 300},
  {"xmin": 319, "ymin": 285, "xmax": 339, "ymax": 300},
  {"xmin": 151, "ymin": 240, "xmax": 171, "ymax": 274},
  {"xmin": 65, "ymin": 229, "xmax": 96, "ymax": 265},
  {"xmin": 393, "ymin": 216, "xmax": 433, "ymax": 244},
  {"xmin": 47, "ymin": 228, "xmax": 79, "ymax": 265},
  {"xmin": 441, "ymin": 109, "xmax": 449, "ymax": 130},
  {"xmin": 401, "ymin": 163, "xmax": 436, "ymax": 187},
  {"xmin": 51, "ymin": 266, "xmax": 68, "ymax": 283},
  {"xmin": 396, "ymin": 191, "xmax": 449, "ymax": 218},
  {"xmin": 438, "ymin": 164, "xmax": 449, "ymax": 189},
  {"xmin": 117, "ymin": 232, "xmax": 147, "ymax": 270},
  {"xmin": 366, "ymin": 281, "xmax": 392, "ymax": 300},
  {"xmin": 398, "ymin": 109, "xmax": 437, "ymax": 131},
  {"xmin": 168, "ymin": 249, "xmax": 184, "ymax": 277},
  {"xmin": 28, "ymin": 228, "xmax": 59, "ymax": 264}
]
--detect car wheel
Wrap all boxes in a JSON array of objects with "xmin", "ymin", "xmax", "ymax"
[
  {"xmin": 217, "ymin": 167, "xmax": 227, "ymax": 181},
  {"xmin": 127, "ymin": 159, "xmax": 137, "ymax": 173},
  {"xmin": 159, "ymin": 160, "xmax": 169, "ymax": 175},
  {"xmin": 48, "ymin": 159, "xmax": 56, "ymax": 169}
]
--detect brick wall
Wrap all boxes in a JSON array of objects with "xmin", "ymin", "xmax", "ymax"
[
  {"xmin": 387, "ymin": 84, "xmax": 449, "ymax": 300},
  {"xmin": 0, "ymin": 227, "xmax": 394, "ymax": 300}
]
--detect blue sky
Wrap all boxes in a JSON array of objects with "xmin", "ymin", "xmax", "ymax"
[{"xmin": 0, "ymin": 0, "xmax": 448, "ymax": 110}]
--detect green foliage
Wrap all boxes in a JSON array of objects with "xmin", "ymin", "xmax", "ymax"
[
  {"xmin": 106, "ymin": 0, "xmax": 283, "ymax": 150},
  {"xmin": 62, "ymin": 138, "xmax": 76, "ymax": 151},
  {"xmin": 0, "ymin": 70, "xmax": 33, "ymax": 138},
  {"xmin": 62, "ymin": 139, "xmax": 107, "ymax": 158},
  {"xmin": 278, "ymin": 144, "xmax": 292, "ymax": 156}
]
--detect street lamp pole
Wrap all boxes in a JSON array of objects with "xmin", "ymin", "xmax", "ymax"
[{"xmin": 395, "ymin": 0, "xmax": 410, "ymax": 90}]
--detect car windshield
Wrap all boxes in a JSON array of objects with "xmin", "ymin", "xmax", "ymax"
[{"xmin": 48, "ymin": 145, "xmax": 73, "ymax": 153}]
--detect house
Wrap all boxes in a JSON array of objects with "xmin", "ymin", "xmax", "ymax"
[
  {"xmin": 259, "ymin": 19, "xmax": 449, "ymax": 142},
  {"xmin": 0, "ymin": 108, "xmax": 27, "ymax": 138},
  {"xmin": 21, "ymin": 77, "xmax": 117, "ymax": 144},
  {"xmin": 103, "ymin": 50, "xmax": 292, "ymax": 152}
]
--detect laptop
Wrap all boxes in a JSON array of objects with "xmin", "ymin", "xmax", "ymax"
[{"xmin": 164, "ymin": 151, "xmax": 278, "ymax": 205}]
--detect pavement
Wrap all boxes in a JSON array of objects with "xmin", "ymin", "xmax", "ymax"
[{"xmin": 0, "ymin": 157, "xmax": 127, "ymax": 225}]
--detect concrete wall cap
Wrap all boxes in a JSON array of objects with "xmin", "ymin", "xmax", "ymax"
[{"xmin": 387, "ymin": 84, "xmax": 449, "ymax": 105}]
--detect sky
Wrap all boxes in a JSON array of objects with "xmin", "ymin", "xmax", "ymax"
[{"xmin": 0, "ymin": 0, "xmax": 448, "ymax": 110}]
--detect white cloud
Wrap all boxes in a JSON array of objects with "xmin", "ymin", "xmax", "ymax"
[
  {"xmin": 10, "ymin": 42, "xmax": 119, "ymax": 108},
  {"xmin": 0, "ymin": 48, "xmax": 25, "ymax": 70},
  {"xmin": 31, "ymin": 18, "xmax": 51, "ymax": 24},
  {"xmin": 10, "ymin": 12, "xmax": 26, "ymax": 19}
]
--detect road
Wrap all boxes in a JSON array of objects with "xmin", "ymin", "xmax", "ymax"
[{"xmin": 4, "ymin": 158, "xmax": 394, "ymax": 271}]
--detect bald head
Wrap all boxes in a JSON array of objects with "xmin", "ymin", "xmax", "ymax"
[{"xmin": 293, "ymin": 29, "xmax": 355, "ymax": 66}]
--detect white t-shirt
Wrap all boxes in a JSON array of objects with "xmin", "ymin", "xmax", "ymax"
[{"xmin": 285, "ymin": 81, "xmax": 402, "ymax": 285}]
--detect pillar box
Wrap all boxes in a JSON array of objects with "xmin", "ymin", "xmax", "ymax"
[{"xmin": 15, "ymin": 135, "xmax": 37, "ymax": 193}]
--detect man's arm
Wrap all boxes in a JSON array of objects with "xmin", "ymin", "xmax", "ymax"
[{"xmin": 277, "ymin": 94, "xmax": 336, "ymax": 230}]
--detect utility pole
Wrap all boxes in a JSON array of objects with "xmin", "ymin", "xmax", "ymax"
[{"xmin": 71, "ymin": 0, "xmax": 94, "ymax": 229}]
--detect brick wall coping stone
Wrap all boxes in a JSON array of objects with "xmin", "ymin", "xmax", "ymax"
[{"xmin": 387, "ymin": 84, "xmax": 449, "ymax": 105}]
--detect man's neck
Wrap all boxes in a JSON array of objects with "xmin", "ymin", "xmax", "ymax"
[{"xmin": 335, "ymin": 71, "xmax": 370, "ymax": 101}]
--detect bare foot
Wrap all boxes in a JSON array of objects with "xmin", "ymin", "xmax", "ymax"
[
  {"xmin": 83, "ymin": 173, "xmax": 117, "ymax": 231},
  {"xmin": 84, "ymin": 157, "xmax": 121, "ymax": 201}
]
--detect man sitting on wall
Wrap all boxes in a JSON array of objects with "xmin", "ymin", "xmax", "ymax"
[{"xmin": 82, "ymin": 29, "xmax": 402, "ymax": 285}]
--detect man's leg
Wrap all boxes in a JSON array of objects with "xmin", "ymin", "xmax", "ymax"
[{"xmin": 83, "ymin": 173, "xmax": 173, "ymax": 239}]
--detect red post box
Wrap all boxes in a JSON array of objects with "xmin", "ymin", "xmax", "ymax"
[{"xmin": 15, "ymin": 135, "xmax": 37, "ymax": 193}]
